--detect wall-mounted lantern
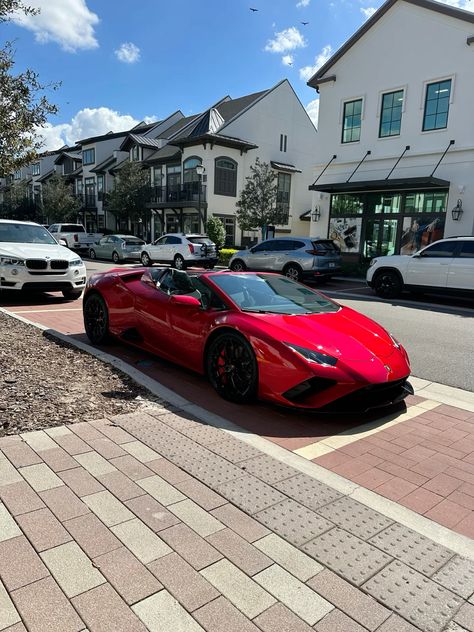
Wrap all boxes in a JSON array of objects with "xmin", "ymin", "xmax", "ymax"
[
  {"xmin": 451, "ymin": 199, "xmax": 463, "ymax": 221},
  {"xmin": 311, "ymin": 207, "xmax": 321, "ymax": 222}
]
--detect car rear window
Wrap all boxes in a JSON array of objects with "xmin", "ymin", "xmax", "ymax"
[
  {"xmin": 188, "ymin": 237, "xmax": 214, "ymax": 245},
  {"xmin": 124, "ymin": 238, "xmax": 144, "ymax": 246},
  {"xmin": 312, "ymin": 240, "xmax": 339, "ymax": 252},
  {"xmin": 60, "ymin": 224, "xmax": 85, "ymax": 232}
]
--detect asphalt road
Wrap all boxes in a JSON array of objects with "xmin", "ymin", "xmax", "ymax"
[{"xmin": 84, "ymin": 259, "xmax": 474, "ymax": 392}]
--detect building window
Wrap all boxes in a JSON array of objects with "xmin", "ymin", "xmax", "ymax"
[
  {"xmin": 214, "ymin": 215, "xmax": 236, "ymax": 246},
  {"xmin": 82, "ymin": 148, "xmax": 95, "ymax": 165},
  {"xmin": 131, "ymin": 145, "xmax": 140, "ymax": 161},
  {"xmin": 214, "ymin": 157, "xmax": 237, "ymax": 197},
  {"xmin": 14, "ymin": 170, "xmax": 21, "ymax": 180},
  {"xmin": 152, "ymin": 166, "xmax": 162, "ymax": 186},
  {"xmin": 32, "ymin": 163, "xmax": 40, "ymax": 176},
  {"xmin": 97, "ymin": 175, "xmax": 104, "ymax": 200},
  {"xmin": 342, "ymin": 99, "xmax": 362, "ymax": 143},
  {"xmin": 276, "ymin": 172, "xmax": 291, "ymax": 223},
  {"xmin": 279, "ymin": 134, "xmax": 288, "ymax": 152},
  {"xmin": 423, "ymin": 80, "xmax": 451, "ymax": 131},
  {"xmin": 379, "ymin": 90, "xmax": 403, "ymax": 137},
  {"xmin": 76, "ymin": 179, "xmax": 83, "ymax": 195},
  {"xmin": 183, "ymin": 157, "xmax": 202, "ymax": 183}
]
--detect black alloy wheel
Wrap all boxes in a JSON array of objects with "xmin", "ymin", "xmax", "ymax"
[
  {"xmin": 374, "ymin": 270, "xmax": 403, "ymax": 299},
  {"xmin": 283, "ymin": 263, "xmax": 303, "ymax": 282},
  {"xmin": 83, "ymin": 293, "xmax": 110, "ymax": 344},
  {"xmin": 62, "ymin": 289, "xmax": 83, "ymax": 300},
  {"xmin": 230, "ymin": 259, "xmax": 246, "ymax": 272},
  {"xmin": 173, "ymin": 254, "xmax": 186, "ymax": 270},
  {"xmin": 89, "ymin": 249, "xmax": 96, "ymax": 260},
  {"xmin": 141, "ymin": 252, "xmax": 152, "ymax": 266},
  {"xmin": 206, "ymin": 332, "xmax": 258, "ymax": 403},
  {"xmin": 112, "ymin": 251, "xmax": 120, "ymax": 264}
]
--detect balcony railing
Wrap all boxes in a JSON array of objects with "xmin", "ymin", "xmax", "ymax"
[{"xmin": 147, "ymin": 183, "xmax": 207, "ymax": 206}]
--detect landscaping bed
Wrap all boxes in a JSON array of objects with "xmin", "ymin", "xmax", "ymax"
[{"xmin": 0, "ymin": 311, "xmax": 160, "ymax": 436}]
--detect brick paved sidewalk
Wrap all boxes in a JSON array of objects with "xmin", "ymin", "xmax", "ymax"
[{"xmin": 1, "ymin": 408, "xmax": 474, "ymax": 632}]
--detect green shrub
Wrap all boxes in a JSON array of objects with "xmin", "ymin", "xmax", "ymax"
[{"xmin": 218, "ymin": 248, "xmax": 237, "ymax": 267}]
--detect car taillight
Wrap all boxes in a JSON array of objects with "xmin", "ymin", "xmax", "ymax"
[
  {"xmin": 188, "ymin": 244, "xmax": 195, "ymax": 254},
  {"xmin": 306, "ymin": 249, "xmax": 323, "ymax": 255},
  {"xmin": 74, "ymin": 234, "xmax": 78, "ymax": 242}
]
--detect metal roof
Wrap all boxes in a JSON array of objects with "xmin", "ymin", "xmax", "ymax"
[
  {"xmin": 271, "ymin": 161, "xmax": 302, "ymax": 173},
  {"xmin": 145, "ymin": 145, "xmax": 182, "ymax": 164},
  {"xmin": 120, "ymin": 134, "xmax": 163, "ymax": 151},
  {"xmin": 309, "ymin": 176, "xmax": 450, "ymax": 193}
]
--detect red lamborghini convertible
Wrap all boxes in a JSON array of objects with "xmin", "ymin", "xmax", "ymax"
[{"xmin": 83, "ymin": 267, "xmax": 413, "ymax": 411}]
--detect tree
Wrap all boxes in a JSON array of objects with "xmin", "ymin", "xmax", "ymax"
[
  {"xmin": 206, "ymin": 215, "xmax": 226, "ymax": 248},
  {"xmin": 106, "ymin": 161, "xmax": 150, "ymax": 226},
  {"xmin": 1, "ymin": 179, "xmax": 37, "ymax": 220},
  {"xmin": 0, "ymin": 1, "xmax": 59, "ymax": 176},
  {"xmin": 41, "ymin": 174, "xmax": 81, "ymax": 222},
  {"xmin": 235, "ymin": 158, "xmax": 283, "ymax": 239}
]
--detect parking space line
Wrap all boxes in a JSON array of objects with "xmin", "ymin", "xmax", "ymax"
[{"xmin": 10, "ymin": 308, "xmax": 83, "ymax": 314}]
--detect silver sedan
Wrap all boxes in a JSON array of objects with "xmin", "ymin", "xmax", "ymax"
[{"xmin": 89, "ymin": 235, "xmax": 145, "ymax": 263}]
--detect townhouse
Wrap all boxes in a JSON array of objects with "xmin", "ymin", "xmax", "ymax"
[
  {"xmin": 307, "ymin": 0, "xmax": 474, "ymax": 260},
  {"xmin": 1, "ymin": 79, "xmax": 317, "ymax": 247}
]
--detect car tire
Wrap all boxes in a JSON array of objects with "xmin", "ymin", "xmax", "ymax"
[
  {"xmin": 83, "ymin": 293, "xmax": 110, "ymax": 344},
  {"xmin": 62, "ymin": 289, "xmax": 82, "ymax": 300},
  {"xmin": 173, "ymin": 254, "xmax": 186, "ymax": 270},
  {"xmin": 89, "ymin": 249, "xmax": 96, "ymax": 260},
  {"xmin": 112, "ymin": 251, "xmax": 121, "ymax": 264},
  {"xmin": 229, "ymin": 259, "xmax": 246, "ymax": 272},
  {"xmin": 206, "ymin": 332, "xmax": 258, "ymax": 404},
  {"xmin": 373, "ymin": 270, "xmax": 403, "ymax": 299},
  {"xmin": 283, "ymin": 263, "xmax": 303, "ymax": 282},
  {"xmin": 141, "ymin": 252, "xmax": 152, "ymax": 267}
]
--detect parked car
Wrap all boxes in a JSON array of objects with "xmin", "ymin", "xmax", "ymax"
[
  {"xmin": 367, "ymin": 236, "xmax": 474, "ymax": 299},
  {"xmin": 229, "ymin": 237, "xmax": 342, "ymax": 282},
  {"xmin": 0, "ymin": 220, "xmax": 86, "ymax": 299},
  {"xmin": 48, "ymin": 223, "xmax": 103, "ymax": 253},
  {"xmin": 83, "ymin": 268, "xmax": 412, "ymax": 411},
  {"xmin": 140, "ymin": 233, "xmax": 218, "ymax": 270},
  {"xmin": 89, "ymin": 235, "xmax": 145, "ymax": 263}
]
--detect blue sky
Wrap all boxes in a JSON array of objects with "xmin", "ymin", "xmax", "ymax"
[{"xmin": 3, "ymin": 0, "xmax": 458, "ymax": 149}]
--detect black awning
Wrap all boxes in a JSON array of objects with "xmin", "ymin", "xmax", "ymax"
[{"xmin": 309, "ymin": 176, "xmax": 450, "ymax": 193}]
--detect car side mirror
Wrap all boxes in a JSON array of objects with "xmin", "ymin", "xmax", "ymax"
[
  {"xmin": 170, "ymin": 294, "xmax": 201, "ymax": 307},
  {"xmin": 58, "ymin": 238, "xmax": 68, "ymax": 247}
]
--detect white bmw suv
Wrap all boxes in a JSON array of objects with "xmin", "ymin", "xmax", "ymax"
[
  {"xmin": 0, "ymin": 220, "xmax": 87, "ymax": 299},
  {"xmin": 367, "ymin": 236, "xmax": 474, "ymax": 299}
]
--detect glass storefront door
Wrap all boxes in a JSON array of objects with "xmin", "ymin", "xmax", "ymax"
[{"xmin": 364, "ymin": 218, "xmax": 398, "ymax": 258}]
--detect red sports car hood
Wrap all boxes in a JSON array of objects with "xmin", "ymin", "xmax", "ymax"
[{"xmin": 246, "ymin": 306, "xmax": 396, "ymax": 361}]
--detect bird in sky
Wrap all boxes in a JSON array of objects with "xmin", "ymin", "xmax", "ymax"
[
  {"xmin": 301, "ymin": 21, "xmax": 309, "ymax": 25},
  {"xmin": 250, "ymin": 7, "xmax": 259, "ymax": 12}
]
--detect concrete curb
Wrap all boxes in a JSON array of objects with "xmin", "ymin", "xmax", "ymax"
[{"xmin": 2, "ymin": 306, "xmax": 473, "ymax": 559}]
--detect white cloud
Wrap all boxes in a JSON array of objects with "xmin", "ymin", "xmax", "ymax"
[
  {"xmin": 306, "ymin": 98, "xmax": 320, "ymax": 128},
  {"xmin": 13, "ymin": 0, "xmax": 99, "ymax": 52},
  {"xmin": 115, "ymin": 42, "xmax": 141, "ymax": 64},
  {"xmin": 297, "ymin": 0, "xmax": 311, "ymax": 6},
  {"xmin": 35, "ymin": 107, "xmax": 158, "ymax": 150},
  {"xmin": 299, "ymin": 44, "xmax": 333, "ymax": 81},
  {"xmin": 282, "ymin": 54, "xmax": 294, "ymax": 66},
  {"xmin": 361, "ymin": 6, "xmax": 377, "ymax": 18},
  {"xmin": 438, "ymin": 0, "xmax": 474, "ymax": 9},
  {"xmin": 265, "ymin": 27, "xmax": 306, "ymax": 53}
]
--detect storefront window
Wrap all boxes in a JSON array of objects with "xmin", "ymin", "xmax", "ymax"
[
  {"xmin": 369, "ymin": 193, "xmax": 401, "ymax": 214},
  {"xmin": 329, "ymin": 217, "xmax": 362, "ymax": 253},
  {"xmin": 404, "ymin": 191, "xmax": 447, "ymax": 214},
  {"xmin": 400, "ymin": 216, "xmax": 445, "ymax": 255},
  {"xmin": 331, "ymin": 194, "xmax": 364, "ymax": 216}
]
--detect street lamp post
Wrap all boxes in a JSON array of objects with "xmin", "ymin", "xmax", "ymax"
[{"xmin": 196, "ymin": 164, "xmax": 206, "ymax": 233}]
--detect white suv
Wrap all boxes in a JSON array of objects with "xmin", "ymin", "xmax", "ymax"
[
  {"xmin": 0, "ymin": 220, "xmax": 86, "ymax": 299},
  {"xmin": 367, "ymin": 236, "xmax": 474, "ymax": 299},
  {"xmin": 140, "ymin": 233, "xmax": 218, "ymax": 270}
]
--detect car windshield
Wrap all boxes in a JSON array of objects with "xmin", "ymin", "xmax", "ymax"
[
  {"xmin": 0, "ymin": 223, "xmax": 57, "ymax": 245},
  {"xmin": 60, "ymin": 224, "xmax": 85, "ymax": 232},
  {"xmin": 123, "ymin": 238, "xmax": 144, "ymax": 246},
  {"xmin": 211, "ymin": 274, "xmax": 340, "ymax": 315},
  {"xmin": 187, "ymin": 237, "xmax": 214, "ymax": 245}
]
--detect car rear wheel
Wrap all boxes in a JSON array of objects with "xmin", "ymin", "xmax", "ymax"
[
  {"xmin": 141, "ymin": 252, "xmax": 152, "ymax": 266},
  {"xmin": 62, "ymin": 289, "xmax": 82, "ymax": 300},
  {"xmin": 373, "ymin": 270, "xmax": 403, "ymax": 299},
  {"xmin": 112, "ymin": 251, "xmax": 120, "ymax": 264},
  {"xmin": 173, "ymin": 254, "xmax": 186, "ymax": 270},
  {"xmin": 230, "ymin": 259, "xmax": 246, "ymax": 272},
  {"xmin": 206, "ymin": 332, "xmax": 258, "ymax": 404},
  {"xmin": 89, "ymin": 249, "xmax": 96, "ymax": 260},
  {"xmin": 83, "ymin": 293, "xmax": 110, "ymax": 344},
  {"xmin": 283, "ymin": 263, "xmax": 303, "ymax": 282}
]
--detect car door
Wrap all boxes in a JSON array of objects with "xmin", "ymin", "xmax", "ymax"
[
  {"xmin": 245, "ymin": 241, "xmax": 273, "ymax": 270},
  {"xmin": 133, "ymin": 270, "xmax": 174, "ymax": 355},
  {"xmin": 446, "ymin": 241, "xmax": 474, "ymax": 291},
  {"xmin": 95, "ymin": 236, "xmax": 111, "ymax": 258},
  {"xmin": 405, "ymin": 240, "xmax": 457, "ymax": 289},
  {"xmin": 148, "ymin": 236, "xmax": 169, "ymax": 262}
]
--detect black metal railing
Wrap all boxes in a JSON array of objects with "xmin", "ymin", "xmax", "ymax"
[{"xmin": 147, "ymin": 183, "xmax": 207, "ymax": 205}]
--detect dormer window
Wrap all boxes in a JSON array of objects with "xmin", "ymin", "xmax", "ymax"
[
  {"xmin": 83, "ymin": 148, "xmax": 95, "ymax": 165},
  {"xmin": 32, "ymin": 163, "xmax": 40, "ymax": 176},
  {"xmin": 131, "ymin": 145, "xmax": 140, "ymax": 161}
]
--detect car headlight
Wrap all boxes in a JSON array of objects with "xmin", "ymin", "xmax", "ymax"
[
  {"xmin": 369, "ymin": 259, "xmax": 378, "ymax": 267},
  {"xmin": 69, "ymin": 259, "xmax": 83, "ymax": 267},
  {"xmin": 0, "ymin": 257, "xmax": 25, "ymax": 266},
  {"xmin": 285, "ymin": 343, "xmax": 338, "ymax": 366}
]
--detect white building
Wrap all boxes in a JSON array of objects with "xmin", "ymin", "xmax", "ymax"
[{"xmin": 307, "ymin": 0, "xmax": 474, "ymax": 260}]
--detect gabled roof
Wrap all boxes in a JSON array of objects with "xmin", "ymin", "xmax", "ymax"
[
  {"xmin": 91, "ymin": 155, "xmax": 117, "ymax": 173},
  {"xmin": 144, "ymin": 144, "xmax": 182, "ymax": 164},
  {"xmin": 216, "ymin": 90, "xmax": 269, "ymax": 123},
  {"xmin": 36, "ymin": 169, "xmax": 55, "ymax": 183},
  {"xmin": 161, "ymin": 115, "xmax": 201, "ymax": 140},
  {"xmin": 172, "ymin": 132, "xmax": 258, "ymax": 152},
  {"xmin": 120, "ymin": 134, "xmax": 163, "ymax": 151},
  {"xmin": 308, "ymin": 0, "xmax": 474, "ymax": 88},
  {"xmin": 54, "ymin": 151, "xmax": 82, "ymax": 165}
]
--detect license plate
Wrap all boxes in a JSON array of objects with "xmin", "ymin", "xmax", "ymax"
[{"xmin": 329, "ymin": 262, "xmax": 336, "ymax": 268}]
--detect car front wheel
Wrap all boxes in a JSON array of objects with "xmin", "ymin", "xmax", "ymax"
[
  {"xmin": 373, "ymin": 270, "xmax": 403, "ymax": 298},
  {"xmin": 141, "ymin": 252, "xmax": 152, "ymax": 266},
  {"xmin": 206, "ymin": 332, "xmax": 258, "ymax": 403},
  {"xmin": 230, "ymin": 259, "xmax": 246, "ymax": 272},
  {"xmin": 89, "ymin": 249, "xmax": 96, "ymax": 260},
  {"xmin": 83, "ymin": 293, "xmax": 110, "ymax": 344}
]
